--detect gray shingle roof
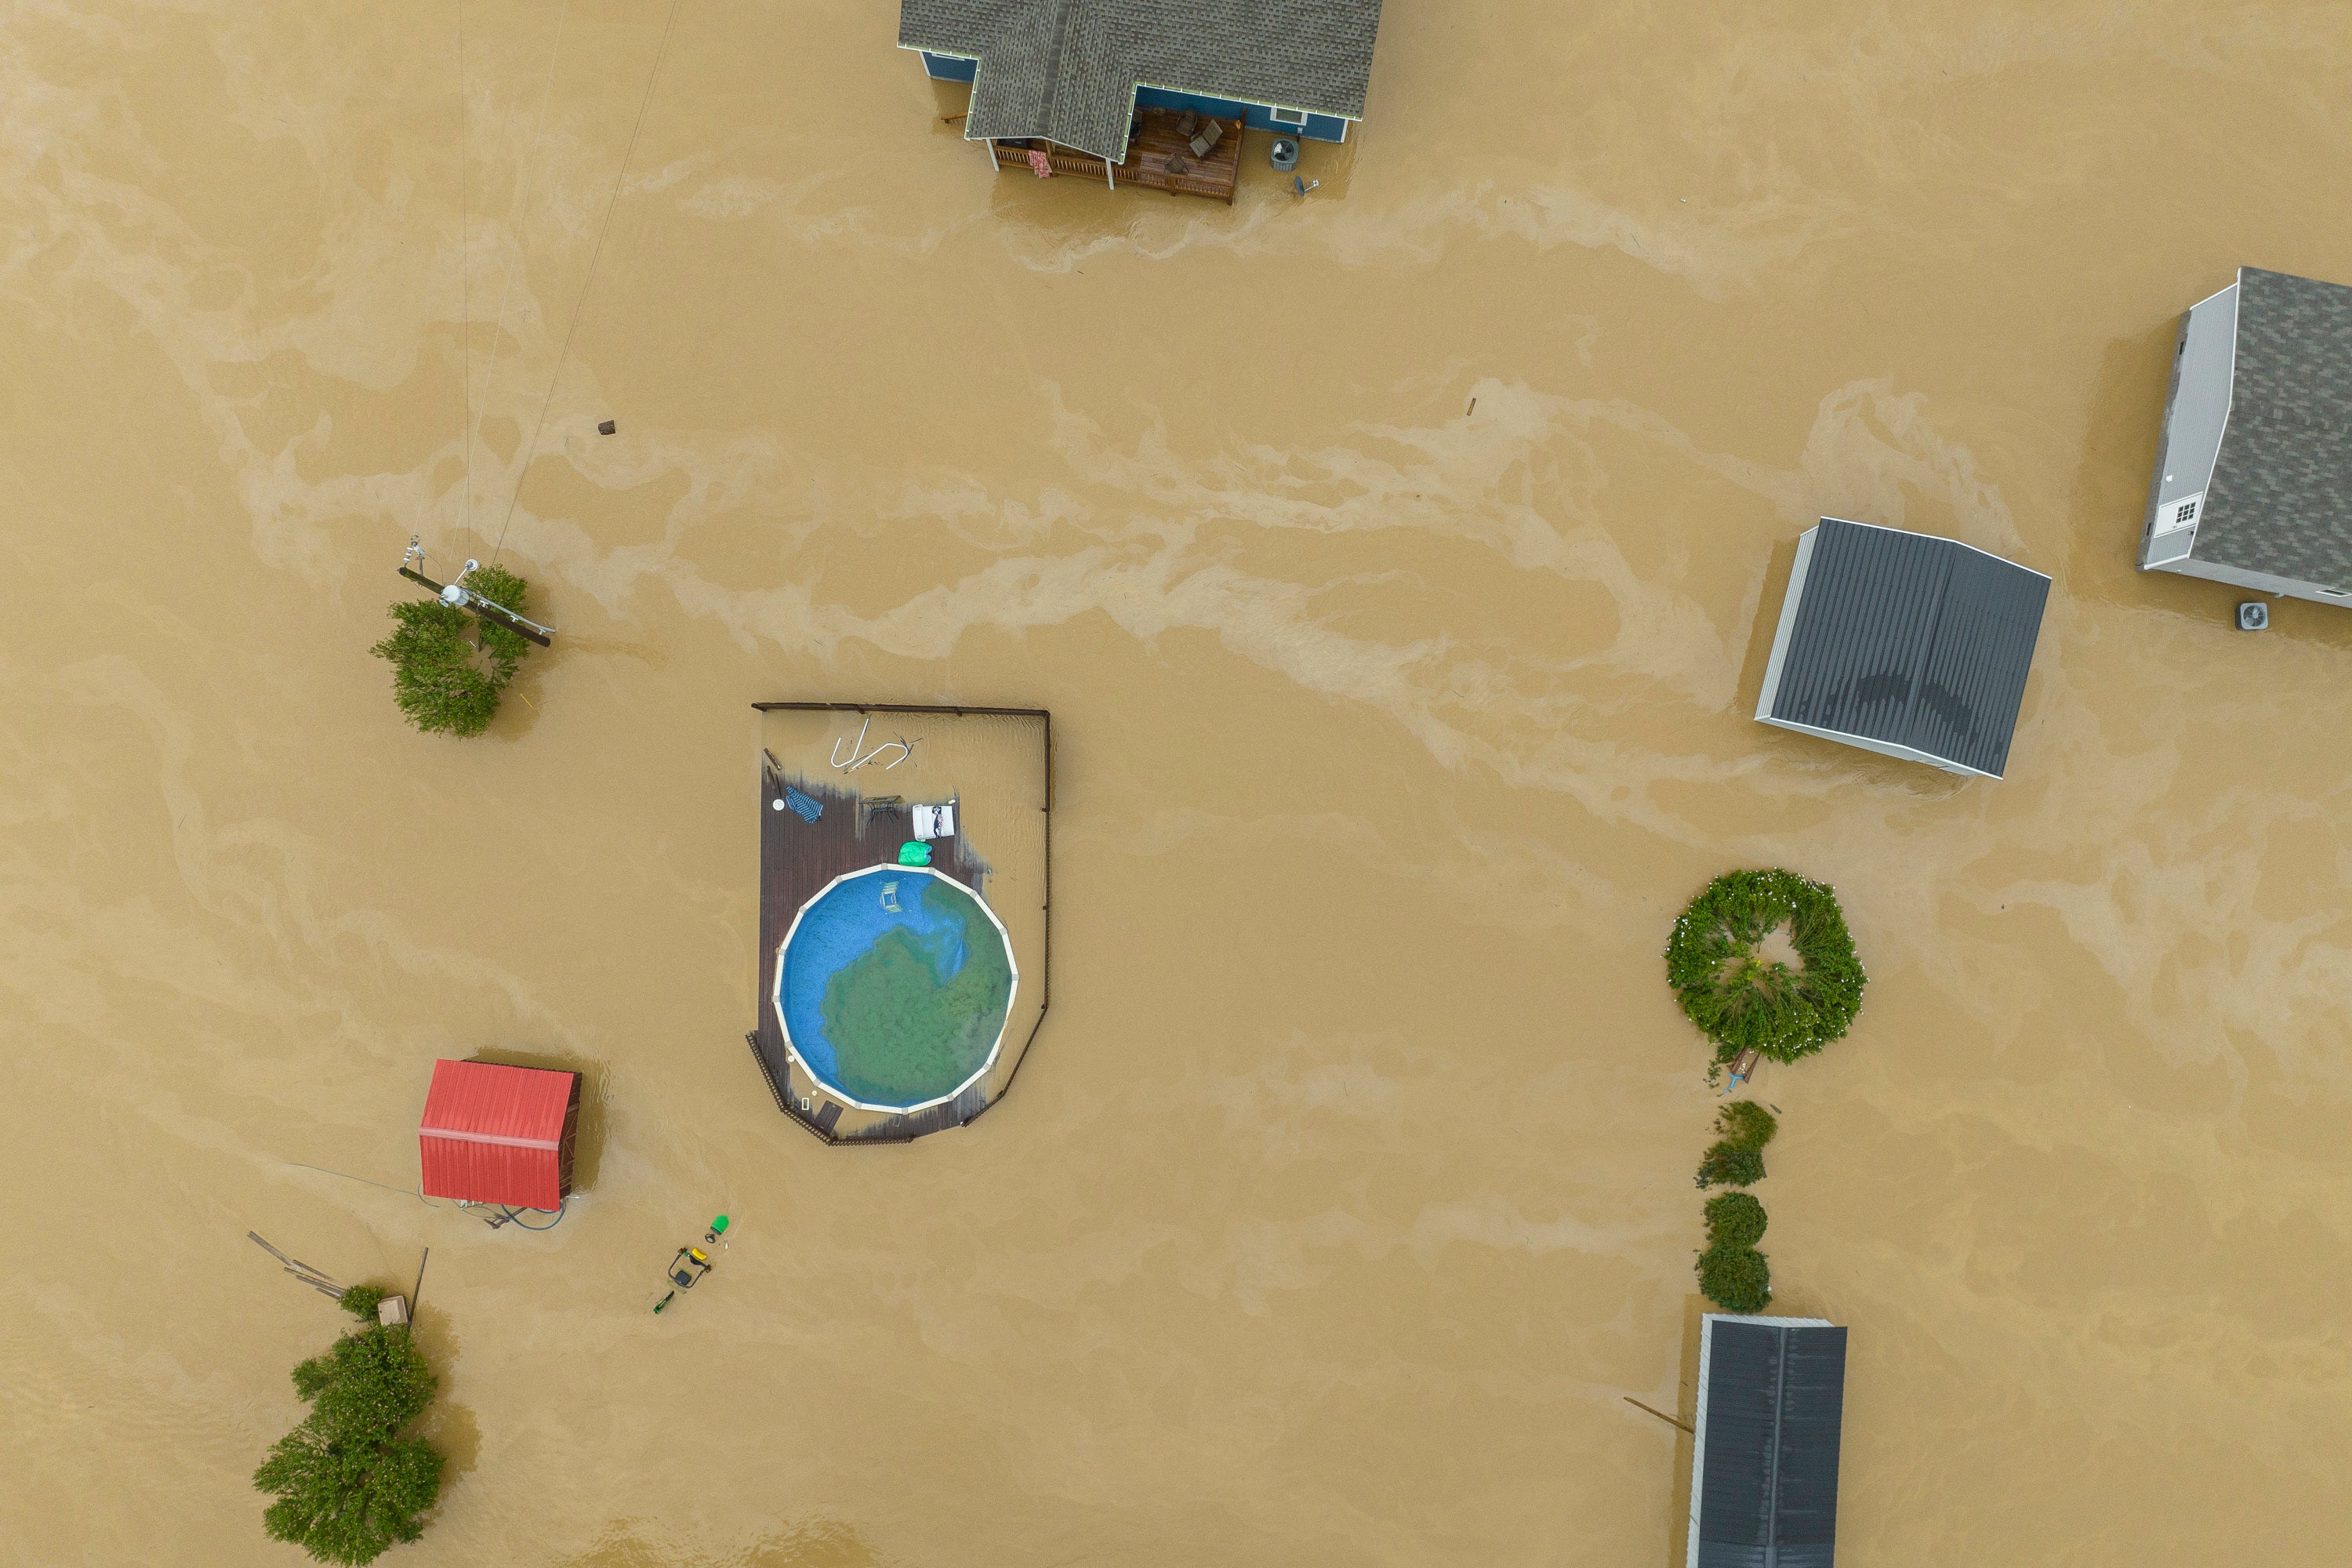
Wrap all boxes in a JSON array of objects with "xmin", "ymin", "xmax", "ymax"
[
  {"xmin": 1692, "ymin": 1320, "xmax": 1848, "ymax": 1568},
  {"xmin": 1764, "ymin": 519, "xmax": 2049, "ymax": 778},
  {"xmin": 899, "ymin": 0, "xmax": 1383, "ymax": 162},
  {"xmin": 2195, "ymin": 267, "xmax": 2352, "ymax": 587}
]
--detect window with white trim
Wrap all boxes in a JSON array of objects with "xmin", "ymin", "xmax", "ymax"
[{"xmin": 1269, "ymin": 106, "xmax": 1308, "ymax": 127}]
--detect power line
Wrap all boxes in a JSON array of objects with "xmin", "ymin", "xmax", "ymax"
[
  {"xmin": 465, "ymin": 0, "xmax": 573, "ymax": 539},
  {"xmin": 490, "ymin": 0, "xmax": 685, "ymax": 568},
  {"xmin": 456, "ymin": 0, "xmax": 470, "ymax": 534}
]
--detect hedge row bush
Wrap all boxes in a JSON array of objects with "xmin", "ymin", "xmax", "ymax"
[
  {"xmin": 1715, "ymin": 1099, "xmax": 1777, "ymax": 1149},
  {"xmin": 254, "ymin": 1287, "xmax": 444, "ymax": 1564},
  {"xmin": 1694, "ymin": 1102, "xmax": 1778, "ymax": 1308},
  {"xmin": 1703, "ymin": 1192, "xmax": 1767, "ymax": 1250},
  {"xmin": 1697, "ymin": 1243, "xmax": 1771, "ymax": 1314},
  {"xmin": 1695, "ymin": 1141, "xmax": 1765, "ymax": 1190},
  {"xmin": 1664, "ymin": 869, "xmax": 1865, "ymax": 1065}
]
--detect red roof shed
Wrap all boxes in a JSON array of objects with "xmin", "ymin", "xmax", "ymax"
[{"xmin": 418, "ymin": 1059, "xmax": 580, "ymax": 1211}]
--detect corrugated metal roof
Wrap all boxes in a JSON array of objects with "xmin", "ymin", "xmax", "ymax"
[
  {"xmin": 417, "ymin": 1059, "xmax": 576, "ymax": 1210},
  {"xmin": 2194, "ymin": 267, "xmax": 2352, "ymax": 589},
  {"xmin": 1766, "ymin": 519, "xmax": 2049, "ymax": 777},
  {"xmin": 898, "ymin": 0, "xmax": 1384, "ymax": 162},
  {"xmin": 1693, "ymin": 1319, "xmax": 1848, "ymax": 1568}
]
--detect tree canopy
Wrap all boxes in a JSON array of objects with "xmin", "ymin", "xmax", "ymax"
[
  {"xmin": 1663, "ymin": 869, "xmax": 1866, "ymax": 1065},
  {"xmin": 369, "ymin": 564, "xmax": 533, "ymax": 739},
  {"xmin": 254, "ymin": 1287, "xmax": 444, "ymax": 1565}
]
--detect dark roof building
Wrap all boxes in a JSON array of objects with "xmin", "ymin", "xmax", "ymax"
[
  {"xmin": 2140, "ymin": 267, "xmax": 2352, "ymax": 605},
  {"xmin": 1686, "ymin": 1315, "xmax": 1849, "ymax": 1568},
  {"xmin": 899, "ymin": 0, "xmax": 1383, "ymax": 162},
  {"xmin": 1755, "ymin": 518, "xmax": 2050, "ymax": 779}
]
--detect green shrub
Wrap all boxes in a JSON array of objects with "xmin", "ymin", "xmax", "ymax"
[
  {"xmin": 336, "ymin": 1285, "xmax": 387, "ymax": 1323},
  {"xmin": 256, "ymin": 1308, "xmax": 444, "ymax": 1564},
  {"xmin": 1703, "ymin": 1192, "xmax": 1768, "ymax": 1250},
  {"xmin": 1696, "ymin": 1141, "xmax": 1765, "ymax": 1189},
  {"xmin": 1696, "ymin": 1244, "xmax": 1771, "ymax": 1312},
  {"xmin": 1715, "ymin": 1100, "xmax": 1777, "ymax": 1150},
  {"xmin": 465, "ymin": 564, "xmax": 531, "ymax": 684},
  {"xmin": 369, "ymin": 565, "xmax": 532, "ymax": 739},
  {"xmin": 1664, "ymin": 869, "xmax": 1866, "ymax": 1065}
]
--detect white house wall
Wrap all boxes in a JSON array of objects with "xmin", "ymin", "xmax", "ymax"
[
  {"xmin": 2149, "ymin": 552, "xmax": 2352, "ymax": 608},
  {"xmin": 1752, "ymin": 525, "xmax": 1820, "ymax": 721},
  {"xmin": 2140, "ymin": 281, "xmax": 2238, "ymax": 567}
]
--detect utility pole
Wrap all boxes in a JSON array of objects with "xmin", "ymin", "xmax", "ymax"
[{"xmin": 398, "ymin": 540, "xmax": 555, "ymax": 648}]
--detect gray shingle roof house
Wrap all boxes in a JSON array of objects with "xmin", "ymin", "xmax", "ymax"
[
  {"xmin": 1755, "ymin": 518, "xmax": 2051, "ymax": 779},
  {"xmin": 2141, "ymin": 267, "xmax": 2352, "ymax": 605},
  {"xmin": 898, "ymin": 0, "xmax": 1383, "ymax": 162},
  {"xmin": 1686, "ymin": 1316, "xmax": 1849, "ymax": 1568}
]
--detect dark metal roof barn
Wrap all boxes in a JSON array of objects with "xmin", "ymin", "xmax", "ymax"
[
  {"xmin": 898, "ymin": 0, "xmax": 1384, "ymax": 162},
  {"xmin": 1755, "ymin": 518, "xmax": 2050, "ymax": 779},
  {"xmin": 1686, "ymin": 1315, "xmax": 1849, "ymax": 1568},
  {"xmin": 2140, "ymin": 267, "xmax": 2352, "ymax": 605}
]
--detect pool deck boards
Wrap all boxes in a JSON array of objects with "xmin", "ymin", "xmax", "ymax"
[{"xmin": 749, "ymin": 704, "xmax": 1051, "ymax": 1144}]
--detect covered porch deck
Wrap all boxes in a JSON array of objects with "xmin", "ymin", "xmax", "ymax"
[{"xmin": 989, "ymin": 108, "xmax": 1243, "ymax": 205}]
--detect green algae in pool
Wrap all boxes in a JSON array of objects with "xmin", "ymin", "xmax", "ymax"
[{"xmin": 780, "ymin": 868, "xmax": 1015, "ymax": 1109}]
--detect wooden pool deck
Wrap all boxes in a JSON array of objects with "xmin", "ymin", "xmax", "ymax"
[
  {"xmin": 748, "ymin": 703, "xmax": 1051, "ymax": 1145},
  {"xmin": 990, "ymin": 109, "xmax": 1244, "ymax": 205}
]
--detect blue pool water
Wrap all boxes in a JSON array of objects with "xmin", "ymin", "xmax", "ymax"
[{"xmin": 775, "ymin": 866, "xmax": 1011, "ymax": 1108}]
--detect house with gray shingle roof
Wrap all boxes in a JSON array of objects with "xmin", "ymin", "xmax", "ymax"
[
  {"xmin": 899, "ymin": 0, "xmax": 1382, "ymax": 169},
  {"xmin": 2141, "ymin": 267, "xmax": 2352, "ymax": 606}
]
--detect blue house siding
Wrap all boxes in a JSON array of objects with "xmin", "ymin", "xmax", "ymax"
[
  {"xmin": 1133, "ymin": 85, "xmax": 1349, "ymax": 142},
  {"xmin": 909, "ymin": 51, "xmax": 1356, "ymax": 146}
]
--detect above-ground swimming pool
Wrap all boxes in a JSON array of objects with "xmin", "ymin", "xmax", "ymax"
[{"xmin": 773, "ymin": 865, "xmax": 1018, "ymax": 1112}]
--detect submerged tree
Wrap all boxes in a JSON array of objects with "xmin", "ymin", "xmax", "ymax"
[
  {"xmin": 369, "ymin": 564, "xmax": 532, "ymax": 738},
  {"xmin": 1703, "ymin": 1191, "xmax": 1769, "ymax": 1250},
  {"xmin": 1697, "ymin": 1244, "xmax": 1772, "ymax": 1313},
  {"xmin": 1695, "ymin": 1140, "xmax": 1766, "ymax": 1190},
  {"xmin": 1663, "ymin": 869, "xmax": 1866, "ymax": 1065},
  {"xmin": 1714, "ymin": 1100, "xmax": 1778, "ymax": 1150},
  {"xmin": 255, "ymin": 1287, "xmax": 445, "ymax": 1565}
]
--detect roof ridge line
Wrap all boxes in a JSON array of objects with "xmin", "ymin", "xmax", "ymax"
[
  {"xmin": 1895, "ymin": 539, "xmax": 1956, "ymax": 750},
  {"xmin": 1036, "ymin": 0, "xmax": 1079, "ymax": 131},
  {"xmin": 1818, "ymin": 514, "xmax": 2049, "ymax": 582}
]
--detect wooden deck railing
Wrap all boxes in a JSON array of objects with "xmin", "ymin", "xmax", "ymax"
[{"xmin": 991, "ymin": 110, "xmax": 1243, "ymax": 205}]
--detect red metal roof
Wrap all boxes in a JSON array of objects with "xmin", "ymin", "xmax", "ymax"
[{"xmin": 418, "ymin": 1059, "xmax": 576, "ymax": 1210}]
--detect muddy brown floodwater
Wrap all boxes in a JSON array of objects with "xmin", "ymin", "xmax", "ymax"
[{"xmin": 4, "ymin": 2, "xmax": 2350, "ymax": 1564}]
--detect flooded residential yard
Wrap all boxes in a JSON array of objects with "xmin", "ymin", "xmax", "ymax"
[{"xmin": 2, "ymin": 2, "xmax": 2348, "ymax": 1563}]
